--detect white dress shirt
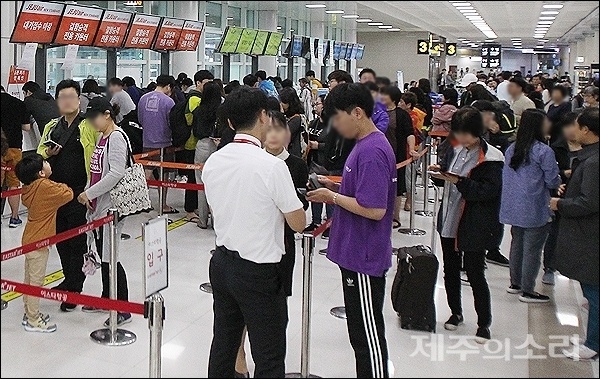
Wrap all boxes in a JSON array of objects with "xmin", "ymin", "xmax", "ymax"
[{"xmin": 202, "ymin": 134, "xmax": 303, "ymax": 264}]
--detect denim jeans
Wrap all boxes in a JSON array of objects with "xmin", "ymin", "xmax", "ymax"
[
  {"xmin": 195, "ymin": 138, "xmax": 217, "ymax": 227},
  {"xmin": 509, "ymin": 224, "xmax": 550, "ymax": 294},
  {"xmin": 581, "ymin": 283, "xmax": 599, "ymax": 353},
  {"xmin": 311, "ymin": 202, "xmax": 333, "ymax": 225}
]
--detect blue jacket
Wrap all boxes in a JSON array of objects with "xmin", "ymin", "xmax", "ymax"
[
  {"xmin": 372, "ymin": 101, "xmax": 389, "ymax": 133},
  {"xmin": 500, "ymin": 141, "xmax": 561, "ymax": 228},
  {"xmin": 258, "ymin": 80, "xmax": 280, "ymax": 100}
]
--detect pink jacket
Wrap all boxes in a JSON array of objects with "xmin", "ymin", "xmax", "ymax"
[{"xmin": 432, "ymin": 104, "xmax": 457, "ymax": 133}]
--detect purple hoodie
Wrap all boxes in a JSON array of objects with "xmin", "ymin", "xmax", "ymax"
[{"xmin": 372, "ymin": 102, "xmax": 389, "ymax": 133}]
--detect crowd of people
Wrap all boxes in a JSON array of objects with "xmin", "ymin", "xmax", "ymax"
[{"xmin": 1, "ymin": 63, "xmax": 599, "ymax": 377}]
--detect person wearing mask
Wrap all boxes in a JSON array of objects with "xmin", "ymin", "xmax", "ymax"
[
  {"xmin": 552, "ymin": 108, "xmax": 599, "ymax": 361},
  {"xmin": 429, "ymin": 107, "xmax": 504, "ymax": 343},
  {"xmin": 280, "ymin": 87, "xmax": 306, "ymax": 158},
  {"xmin": 500, "ymin": 109, "xmax": 561, "ymax": 303},
  {"xmin": 546, "ymin": 85, "xmax": 572, "ymax": 144},
  {"xmin": 380, "ymin": 85, "xmax": 416, "ymax": 228},
  {"xmin": 358, "ymin": 68, "xmax": 377, "ymax": 84},
  {"xmin": 137, "ymin": 75, "xmax": 177, "ymax": 214},
  {"xmin": 508, "ymin": 77, "xmax": 536, "ymax": 127},
  {"xmin": 255, "ymin": 70, "xmax": 279, "ymax": 99},
  {"xmin": 77, "ymin": 97, "xmax": 132, "ymax": 326},
  {"xmin": 365, "ymin": 82, "xmax": 390, "ymax": 134},
  {"xmin": 432, "ymin": 88, "xmax": 459, "ymax": 133},
  {"xmin": 399, "ymin": 92, "xmax": 426, "ymax": 211},
  {"xmin": 202, "ymin": 87, "xmax": 305, "ymax": 378},
  {"xmin": 306, "ymin": 83, "xmax": 395, "ymax": 378},
  {"xmin": 22, "ymin": 81, "xmax": 60, "ymax": 135},
  {"xmin": 176, "ymin": 70, "xmax": 215, "ymax": 225},
  {"xmin": 79, "ymin": 79, "xmax": 103, "ymax": 114},
  {"xmin": 298, "ymin": 78, "xmax": 314, "ymax": 121},
  {"xmin": 306, "ymin": 95, "xmax": 332, "ymax": 232},
  {"xmin": 36, "ymin": 80, "xmax": 98, "ymax": 312},
  {"xmin": 496, "ymin": 71, "xmax": 512, "ymax": 103},
  {"xmin": 192, "ymin": 81, "xmax": 221, "ymax": 229},
  {"xmin": 181, "ymin": 77, "xmax": 194, "ymax": 94},
  {"xmin": 107, "ymin": 77, "xmax": 136, "ymax": 124},
  {"xmin": 122, "ymin": 76, "xmax": 143, "ymax": 106},
  {"xmin": 576, "ymin": 85, "xmax": 599, "ymax": 112},
  {"xmin": 1, "ymin": 86, "xmax": 31, "ymax": 228}
]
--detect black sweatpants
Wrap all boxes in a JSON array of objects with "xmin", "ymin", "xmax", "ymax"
[
  {"xmin": 341, "ymin": 267, "xmax": 389, "ymax": 378},
  {"xmin": 175, "ymin": 149, "xmax": 198, "ymax": 213},
  {"xmin": 441, "ymin": 237, "xmax": 491, "ymax": 328},
  {"xmin": 208, "ymin": 247, "xmax": 287, "ymax": 378},
  {"xmin": 94, "ymin": 226, "xmax": 129, "ymax": 302},
  {"xmin": 55, "ymin": 200, "xmax": 87, "ymax": 294}
]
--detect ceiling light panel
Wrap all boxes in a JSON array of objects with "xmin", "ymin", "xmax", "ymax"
[
  {"xmin": 450, "ymin": 1, "xmax": 498, "ymax": 40},
  {"xmin": 356, "ymin": 18, "xmax": 373, "ymax": 23},
  {"xmin": 305, "ymin": 4, "xmax": 327, "ymax": 9},
  {"xmin": 325, "ymin": 10, "xmax": 345, "ymax": 14}
]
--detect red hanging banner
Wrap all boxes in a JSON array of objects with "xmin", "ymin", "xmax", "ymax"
[
  {"xmin": 10, "ymin": 1, "xmax": 65, "ymax": 44},
  {"xmin": 53, "ymin": 4, "xmax": 104, "ymax": 46},
  {"xmin": 152, "ymin": 18, "xmax": 185, "ymax": 51},
  {"xmin": 178, "ymin": 20, "xmax": 205, "ymax": 51},
  {"xmin": 123, "ymin": 14, "xmax": 162, "ymax": 49},
  {"xmin": 93, "ymin": 10, "xmax": 133, "ymax": 48}
]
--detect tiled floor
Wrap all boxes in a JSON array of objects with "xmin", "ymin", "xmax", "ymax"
[{"xmin": 1, "ymin": 189, "xmax": 597, "ymax": 378}]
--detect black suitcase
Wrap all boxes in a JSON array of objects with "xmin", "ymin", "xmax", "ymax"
[{"xmin": 391, "ymin": 245, "xmax": 439, "ymax": 333}]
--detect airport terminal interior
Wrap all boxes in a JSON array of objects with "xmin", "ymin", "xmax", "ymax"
[{"xmin": 1, "ymin": 1, "xmax": 599, "ymax": 378}]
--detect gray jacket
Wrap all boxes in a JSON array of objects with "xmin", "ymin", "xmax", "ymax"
[
  {"xmin": 555, "ymin": 142, "xmax": 599, "ymax": 285},
  {"xmin": 86, "ymin": 128, "xmax": 129, "ymax": 261}
]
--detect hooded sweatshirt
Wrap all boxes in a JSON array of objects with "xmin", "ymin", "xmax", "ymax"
[
  {"xmin": 24, "ymin": 90, "xmax": 60, "ymax": 135},
  {"xmin": 372, "ymin": 101, "xmax": 390, "ymax": 134},
  {"xmin": 21, "ymin": 178, "xmax": 73, "ymax": 245}
]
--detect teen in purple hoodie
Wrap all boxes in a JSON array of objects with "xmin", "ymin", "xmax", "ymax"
[{"xmin": 367, "ymin": 82, "xmax": 390, "ymax": 133}]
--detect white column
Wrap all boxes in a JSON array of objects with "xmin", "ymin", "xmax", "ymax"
[
  {"xmin": 257, "ymin": 9, "xmax": 278, "ymax": 77},
  {"xmin": 172, "ymin": 1, "xmax": 200, "ymax": 77},
  {"xmin": 1, "ymin": 1, "xmax": 18, "ymax": 84},
  {"xmin": 310, "ymin": 18, "xmax": 325, "ymax": 78}
]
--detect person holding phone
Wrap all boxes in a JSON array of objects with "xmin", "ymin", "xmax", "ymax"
[{"xmin": 429, "ymin": 107, "xmax": 504, "ymax": 344}]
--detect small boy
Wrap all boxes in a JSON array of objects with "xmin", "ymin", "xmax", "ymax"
[{"xmin": 15, "ymin": 154, "xmax": 73, "ymax": 332}]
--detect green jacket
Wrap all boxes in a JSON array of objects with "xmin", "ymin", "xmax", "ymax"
[{"xmin": 37, "ymin": 117, "xmax": 99, "ymax": 179}]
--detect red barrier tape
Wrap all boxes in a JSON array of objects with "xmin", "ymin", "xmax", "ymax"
[
  {"xmin": 136, "ymin": 159, "xmax": 204, "ymax": 171},
  {"xmin": 1, "ymin": 165, "xmax": 14, "ymax": 172},
  {"xmin": 1, "ymin": 188, "xmax": 22, "ymax": 198},
  {"xmin": 0, "ymin": 279, "xmax": 145, "ymax": 315},
  {"xmin": 133, "ymin": 147, "xmax": 183, "ymax": 161},
  {"xmin": 311, "ymin": 218, "xmax": 333, "ymax": 238},
  {"xmin": 147, "ymin": 180, "xmax": 205, "ymax": 191},
  {"xmin": 1, "ymin": 215, "xmax": 114, "ymax": 262},
  {"xmin": 429, "ymin": 130, "xmax": 450, "ymax": 138}
]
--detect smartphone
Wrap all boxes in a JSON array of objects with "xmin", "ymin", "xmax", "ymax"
[
  {"xmin": 297, "ymin": 188, "xmax": 308, "ymax": 197},
  {"xmin": 308, "ymin": 173, "xmax": 324, "ymax": 190},
  {"xmin": 43, "ymin": 139, "xmax": 62, "ymax": 149}
]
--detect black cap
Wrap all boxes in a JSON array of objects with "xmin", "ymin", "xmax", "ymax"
[{"xmin": 84, "ymin": 96, "xmax": 113, "ymax": 119}]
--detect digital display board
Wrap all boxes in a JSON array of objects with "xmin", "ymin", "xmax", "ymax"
[
  {"xmin": 481, "ymin": 44, "xmax": 502, "ymax": 68},
  {"xmin": 333, "ymin": 41, "xmax": 342, "ymax": 60},
  {"xmin": 54, "ymin": 4, "xmax": 104, "ymax": 46},
  {"xmin": 236, "ymin": 28, "xmax": 259, "ymax": 55},
  {"xmin": 123, "ymin": 14, "xmax": 161, "ymax": 49},
  {"xmin": 338, "ymin": 43, "xmax": 349, "ymax": 61},
  {"xmin": 290, "ymin": 35, "xmax": 303, "ymax": 57},
  {"xmin": 153, "ymin": 18, "xmax": 185, "ymax": 51},
  {"xmin": 178, "ymin": 20, "xmax": 204, "ymax": 51},
  {"xmin": 10, "ymin": 1, "xmax": 65, "ymax": 44},
  {"xmin": 350, "ymin": 44, "xmax": 359, "ymax": 60},
  {"xmin": 356, "ymin": 44, "xmax": 365, "ymax": 60},
  {"xmin": 264, "ymin": 32, "xmax": 284, "ymax": 56},
  {"xmin": 218, "ymin": 26, "xmax": 244, "ymax": 54},
  {"xmin": 93, "ymin": 10, "xmax": 132, "ymax": 48},
  {"xmin": 251, "ymin": 31, "xmax": 270, "ymax": 55}
]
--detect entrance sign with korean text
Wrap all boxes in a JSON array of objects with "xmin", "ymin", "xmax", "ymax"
[{"xmin": 142, "ymin": 217, "xmax": 169, "ymax": 298}]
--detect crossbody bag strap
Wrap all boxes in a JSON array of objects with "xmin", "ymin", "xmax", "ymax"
[{"xmin": 106, "ymin": 129, "xmax": 135, "ymax": 168}]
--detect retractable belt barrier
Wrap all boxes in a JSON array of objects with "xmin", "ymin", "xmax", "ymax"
[
  {"xmin": 1, "ymin": 165, "xmax": 14, "ymax": 172},
  {"xmin": 1, "ymin": 215, "xmax": 114, "ymax": 262},
  {"xmin": 136, "ymin": 159, "xmax": 205, "ymax": 171},
  {"xmin": 133, "ymin": 147, "xmax": 183, "ymax": 161},
  {"xmin": 0, "ymin": 188, "xmax": 22, "ymax": 199},
  {"xmin": 0, "ymin": 279, "xmax": 145, "ymax": 315},
  {"xmin": 146, "ymin": 180, "xmax": 205, "ymax": 191}
]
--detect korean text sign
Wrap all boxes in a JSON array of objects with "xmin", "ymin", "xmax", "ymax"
[
  {"xmin": 123, "ymin": 14, "xmax": 162, "ymax": 49},
  {"xmin": 178, "ymin": 20, "xmax": 204, "ymax": 51},
  {"xmin": 10, "ymin": 1, "xmax": 65, "ymax": 44},
  {"xmin": 54, "ymin": 5, "xmax": 104, "ymax": 46},
  {"xmin": 153, "ymin": 18, "xmax": 185, "ymax": 51},
  {"xmin": 93, "ymin": 10, "xmax": 132, "ymax": 48}
]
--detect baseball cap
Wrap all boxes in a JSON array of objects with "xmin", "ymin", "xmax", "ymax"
[
  {"xmin": 458, "ymin": 73, "xmax": 478, "ymax": 88},
  {"xmin": 84, "ymin": 96, "xmax": 113, "ymax": 119}
]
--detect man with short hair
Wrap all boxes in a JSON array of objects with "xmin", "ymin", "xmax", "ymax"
[
  {"xmin": 552, "ymin": 107, "xmax": 599, "ymax": 361},
  {"xmin": 255, "ymin": 70, "xmax": 279, "ymax": 99},
  {"xmin": 496, "ymin": 71, "xmax": 512, "ymax": 103},
  {"xmin": 122, "ymin": 76, "xmax": 143, "ymax": 106},
  {"xmin": 22, "ymin": 81, "xmax": 60, "ymax": 135},
  {"xmin": 107, "ymin": 77, "xmax": 136, "ymax": 124},
  {"xmin": 359, "ymin": 68, "xmax": 377, "ymax": 84},
  {"xmin": 243, "ymin": 74, "xmax": 258, "ymax": 88},
  {"xmin": 327, "ymin": 70, "xmax": 354, "ymax": 90},
  {"xmin": 509, "ymin": 77, "xmax": 536, "ymax": 127},
  {"xmin": 203, "ymin": 87, "xmax": 306, "ymax": 378},
  {"xmin": 307, "ymin": 83, "xmax": 395, "ymax": 378}
]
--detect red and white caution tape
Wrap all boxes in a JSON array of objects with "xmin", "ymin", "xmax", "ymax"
[{"xmin": 146, "ymin": 180, "xmax": 205, "ymax": 191}]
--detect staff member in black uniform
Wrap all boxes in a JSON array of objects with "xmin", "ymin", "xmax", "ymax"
[
  {"xmin": 36, "ymin": 80, "xmax": 98, "ymax": 312},
  {"xmin": 202, "ymin": 87, "xmax": 306, "ymax": 378}
]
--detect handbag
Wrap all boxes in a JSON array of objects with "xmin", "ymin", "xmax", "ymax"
[{"xmin": 108, "ymin": 130, "xmax": 152, "ymax": 217}]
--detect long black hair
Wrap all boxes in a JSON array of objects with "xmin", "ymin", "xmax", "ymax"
[
  {"xmin": 510, "ymin": 108, "xmax": 548, "ymax": 170},
  {"xmin": 196, "ymin": 82, "xmax": 223, "ymax": 133},
  {"xmin": 279, "ymin": 87, "xmax": 304, "ymax": 118}
]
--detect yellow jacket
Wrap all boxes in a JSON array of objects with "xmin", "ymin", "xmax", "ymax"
[{"xmin": 37, "ymin": 117, "xmax": 99, "ymax": 179}]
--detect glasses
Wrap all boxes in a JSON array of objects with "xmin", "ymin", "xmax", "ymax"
[{"xmin": 57, "ymin": 94, "xmax": 80, "ymax": 102}]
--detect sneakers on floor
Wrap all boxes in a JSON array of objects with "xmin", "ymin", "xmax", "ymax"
[
  {"xmin": 475, "ymin": 327, "xmax": 491, "ymax": 344},
  {"xmin": 542, "ymin": 270, "xmax": 556, "ymax": 286},
  {"xmin": 23, "ymin": 314, "xmax": 57, "ymax": 333},
  {"xmin": 507, "ymin": 285, "xmax": 522, "ymax": 294},
  {"xmin": 562, "ymin": 345, "xmax": 599, "ymax": 361},
  {"xmin": 60, "ymin": 302, "xmax": 77, "ymax": 312},
  {"xmin": 486, "ymin": 252, "xmax": 509, "ymax": 267},
  {"xmin": 22, "ymin": 313, "xmax": 50, "ymax": 326},
  {"xmin": 103, "ymin": 312, "xmax": 132, "ymax": 327},
  {"xmin": 519, "ymin": 292, "xmax": 550, "ymax": 303},
  {"xmin": 82, "ymin": 305, "xmax": 108, "ymax": 313},
  {"xmin": 9, "ymin": 217, "xmax": 22, "ymax": 228},
  {"xmin": 444, "ymin": 314, "xmax": 464, "ymax": 331},
  {"xmin": 321, "ymin": 229, "xmax": 330, "ymax": 240}
]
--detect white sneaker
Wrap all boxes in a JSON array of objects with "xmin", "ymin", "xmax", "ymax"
[
  {"xmin": 23, "ymin": 315, "xmax": 57, "ymax": 333},
  {"xmin": 562, "ymin": 345, "xmax": 598, "ymax": 361},
  {"xmin": 22, "ymin": 313, "xmax": 50, "ymax": 326}
]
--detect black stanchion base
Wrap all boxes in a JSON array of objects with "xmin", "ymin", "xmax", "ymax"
[
  {"xmin": 120, "ymin": 233, "xmax": 131, "ymax": 241},
  {"xmin": 285, "ymin": 373, "xmax": 321, "ymax": 378},
  {"xmin": 90, "ymin": 328, "xmax": 137, "ymax": 346},
  {"xmin": 318, "ymin": 248, "xmax": 327, "ymax": 256},
  {"xmin": 199, "ymin": 282, "xmax": 213, "ymax": 294},
  {"xmin": 330, "ymin": 306, "xmax": 347, "ymax": 319},
  {"xmin": 1, "ymin": 300, "xmax": 7, "ymax": 310},
  {"xmin": 415, "ymin": 210, "xmax": 434, "ymax": 217},
  {"xmin": 398, "ymin": 228, "xmax": 426, "ymax": 236}
]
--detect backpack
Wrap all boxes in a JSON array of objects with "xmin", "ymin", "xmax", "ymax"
[
  {"xmin": 119, "ymin": 110, "xmax": 143, "ymax": 154},
  {"xmin": 491, "ymin": 100, "xmax": 517, "ymax": 135},
  {"xmin": 169, "ymin": 93, "xmax": 200, "ymax": 147},
  {"xmin": 298, "ymin": 114, "xmax": 309, "ymax": 157}
]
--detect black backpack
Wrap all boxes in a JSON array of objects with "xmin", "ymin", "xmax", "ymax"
[
  {"xmin": 169, "ymin": 93, "xmax": 200, "ymax": 147},
  {"xmin": 491, "ymin": 100, "xmax": 517, "ymax": 135},
  {"xmin": 119, "ymin": 110, "xmax": 143, "ymax": 154}
]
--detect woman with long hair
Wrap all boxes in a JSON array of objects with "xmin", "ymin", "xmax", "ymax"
[
  {"xmin": 194, "ymin": 81, "xmax": 223, "ymax": 229},
  {"xmin": 279, "ymin": 87, "xmax": 306, "ymax": 157},
  {"xmin": 79, "ymin": 79, "xmax": 103, "ymax": 113},
  {"xmin": 500, "ymin": 109, "xmax": 561, "ymax": 303},
  {"xmin": 432, "ymin": 88, "xmax": 459, "ymax": 133}
]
